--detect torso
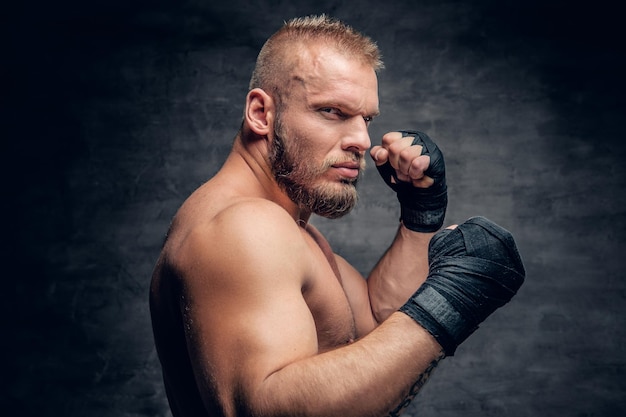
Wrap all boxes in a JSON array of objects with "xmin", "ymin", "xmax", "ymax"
[
  {"xmin": 299, "ymin": 223, "xmax": 357, "ymax": 350},
  {"xmin": 150, "ymin": 178, "xmax": 359, "ymax": 415},
  {"xmin": 155, "ymin": 195, "xmax": 358, "ymax": 349}
]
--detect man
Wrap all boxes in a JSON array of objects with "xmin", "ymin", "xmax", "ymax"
[{"xmin": 150, "ymin": 15, "xmax": 525, "ymax": 417}]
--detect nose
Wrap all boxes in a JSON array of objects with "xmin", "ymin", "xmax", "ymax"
[{"xmin": 342, "ymin": 118, "xmax": 372, "ymax": 153}]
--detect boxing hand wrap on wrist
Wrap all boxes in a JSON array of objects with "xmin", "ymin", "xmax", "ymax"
[
  {"xmin": 376, "ymin": 130, "xmax": 447, "ymax": 233},
  {"xmin": 400, "ymin": 217, "xmax": 525, "ymax": 355}
]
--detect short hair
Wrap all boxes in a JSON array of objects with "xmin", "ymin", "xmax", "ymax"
[{"xmin": 248, "ymin": 15, "xmax": 383, "ymax": 104}]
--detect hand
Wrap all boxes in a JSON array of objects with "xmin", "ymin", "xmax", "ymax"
[
  {"xmin": 399, "ymin": 217, "xmax": 526, "ymax": 356},
  {"xmin": 370, "ymin": 130, "xmax": 447, "ymax": 233}
]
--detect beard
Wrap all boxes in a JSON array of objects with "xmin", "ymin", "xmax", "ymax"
[{"xmin": 269, "ymin": 119, "xmax": 363, "ymax": 219}]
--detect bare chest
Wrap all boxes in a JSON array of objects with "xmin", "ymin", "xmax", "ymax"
[
  {"xmin": 304, "ymin": 277, "xmax": 357, "ymax": 351},
  {"xmin": 301, "ymin": 226, "xmax": 357, "ymax": 352}
]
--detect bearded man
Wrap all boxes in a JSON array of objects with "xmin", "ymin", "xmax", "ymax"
[{"xmin": 150, "ymin": 15, "xmax": 525, "ymax": 417}]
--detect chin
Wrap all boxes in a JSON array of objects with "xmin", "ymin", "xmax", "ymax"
[{"xmin": 308, "ymin": 185, "xmax": 358, "ymax": 219}]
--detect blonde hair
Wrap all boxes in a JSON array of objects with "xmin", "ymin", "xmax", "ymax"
[{"xmin": 249, "ymin": 15, "xmax": 383, "ymax": 104}]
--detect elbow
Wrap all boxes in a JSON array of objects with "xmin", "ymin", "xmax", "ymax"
[{"xmin": 370, "ymin": 296, "xmax": 398, "ymax": 324}]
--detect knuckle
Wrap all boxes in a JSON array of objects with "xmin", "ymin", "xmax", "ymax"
[
  {"xmin": 409, "ymin": 160, "xmax": 423, "ymax": 174},
  {"xmin": 381, "ymin": 132, "xmax": 400, "ymax": 146},
  {"xmin": 414, "ymin": 156, "xmax": 428, "ymax": 169},
  {"xmin": 381, "ymin": 136, "xmax": 394, "ymax": 147},
  {"xmin": 398, "ymin": 146, "xmax": 414, "ymax": 161}
]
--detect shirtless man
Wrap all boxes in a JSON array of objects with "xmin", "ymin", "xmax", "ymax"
[{"xmin": 150, "ymin": 15, "xmax": 525, "ymax": 417}]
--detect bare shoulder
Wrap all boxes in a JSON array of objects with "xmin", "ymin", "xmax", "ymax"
[
  {"xmin": 167, "ymin": 197, "xmax": 310, "ymax": 289},
  {"xmin": 153, "ymin": 197, "xmax": 322, "ymax": 410}
]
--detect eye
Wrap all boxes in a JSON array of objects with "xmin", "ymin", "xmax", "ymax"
[{"xmin": 320, "ymin": 107, "xmax": 342, "ymax": 116}]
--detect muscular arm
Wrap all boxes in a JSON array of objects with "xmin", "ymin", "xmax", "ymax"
[
  {"xmin": 255, "ymin": 314, "xmax": 443, "ymax": 417},
  {"xmin": 367, "ymin": 225, "xmax": 435, "ymax": 323},
  {"xmin": 175, "ymin": 201, "xmax": 443, "ymax": 417},
  {"xmin": 366, "ymin": 130, "xmax": 447, "ymax": 323}
]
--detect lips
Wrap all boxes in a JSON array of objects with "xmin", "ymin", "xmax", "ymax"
[{"xmin": 331, "ymin": 161, "xmax": 362, "ymax": 179}]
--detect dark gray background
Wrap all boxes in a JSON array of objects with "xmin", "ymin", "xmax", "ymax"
[{"xmin": 4, "ymin": 0, "xmax": 625, "ymax": 416}]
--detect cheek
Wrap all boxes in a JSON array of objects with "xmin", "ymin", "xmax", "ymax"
[
  {"xmin": 280, "ymin": 115, "xmax": 338, "ymax": 168},
  {"xmin": 284, "ymin": 132, "xmax": 321, "ymax": 167}
]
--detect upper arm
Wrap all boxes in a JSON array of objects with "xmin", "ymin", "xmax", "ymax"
[{"xmin": 175, "ymin": 202, "xmax": 318, "ymax": 412}]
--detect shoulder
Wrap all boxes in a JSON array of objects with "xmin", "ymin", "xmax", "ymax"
[
  {"xmin": 212, "ymin": 198, "xmax": 307, "ymax": 260},
  {"xmin": 168, "ymin": 198, "xmax": 310, "ymax": 290},
  {"xmin": 214, "ymin": 198, "xmax": 302, "ymax": 240}
]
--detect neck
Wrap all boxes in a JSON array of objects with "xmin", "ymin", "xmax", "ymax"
[{"xmin": 225, "ymin": 132, "xmax": 312, "ymax": 225}]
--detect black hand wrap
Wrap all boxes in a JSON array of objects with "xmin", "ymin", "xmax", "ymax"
[
  {"xmin": 376, "ymin": 130, "xmax": 447, "ymax": 233},
  {"xmin": 400, "ymin": 216, "xmax": 525, "ymax": 356}
]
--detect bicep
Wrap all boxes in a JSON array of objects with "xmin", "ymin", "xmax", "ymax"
[
  {"xmin": 183, "ymin": 273, "xmax": 318, "ymax": 400},
  {"xmin": 177, "ymin": 212, "xmax": 319, "ymax": 411}
]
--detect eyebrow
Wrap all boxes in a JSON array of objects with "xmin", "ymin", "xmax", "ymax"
[{"xmin": 311, "ymin": 99, "xmax": 380, "ymax": 119}]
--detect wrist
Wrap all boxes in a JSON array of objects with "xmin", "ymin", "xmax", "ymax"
[
  {"xmin": 399, "ymin": 284, "xmax": 472, "ymax": 356},
  {"xmin": 400, "ymin": 203, "xmax": 446, "ymax": 233},
  {"xmin": 392, "ymin": 311, "xmax": 446, "ymax": 356}
]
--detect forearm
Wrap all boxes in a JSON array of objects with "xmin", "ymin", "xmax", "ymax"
[
  {"xmin": 368, "ymin": 223, "xmax": 435, "ymax": 322},
  {"xmin": 247, "ymin": 313, "xmax": 444, "ymax": 417}
]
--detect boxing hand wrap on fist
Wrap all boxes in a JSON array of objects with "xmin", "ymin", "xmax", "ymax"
[
  {"xmin": 376, "ymin": 130, "xmax": 447, "ymax": 233},
  {"xmin": 400, "ymin": 216, "xmax": 525, "ymax": 356}
]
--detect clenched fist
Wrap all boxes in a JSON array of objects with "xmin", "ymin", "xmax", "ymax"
[{"xmin": 371, "ymin": 130, "xmax": 447, "ymax": 232}]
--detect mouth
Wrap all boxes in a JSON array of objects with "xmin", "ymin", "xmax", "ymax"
[{"xmin": 331, "ymin": 160, "xmax": 363, "ymax": 180}]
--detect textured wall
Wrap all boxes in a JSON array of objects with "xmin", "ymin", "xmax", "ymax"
[{"xmin": 4, "ymin": 1, "xmax": 625, "ymax": 416}]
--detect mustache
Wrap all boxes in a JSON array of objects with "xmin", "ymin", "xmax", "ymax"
[{"xmin": 325, "ymin": 153, "xmax": 367, "ymax": 170}]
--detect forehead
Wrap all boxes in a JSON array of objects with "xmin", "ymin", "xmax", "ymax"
[{"xmin": 288, "ymin": 44, "xmax": 379, "ymax": 113}]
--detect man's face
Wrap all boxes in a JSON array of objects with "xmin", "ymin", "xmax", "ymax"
[
  {"xmin": 268, "ymin": 46, "xmax": 379, "ymax": 219},
  {"xmin": 269, "ymin": 115, "xmax": 363, "ymax": 219}
]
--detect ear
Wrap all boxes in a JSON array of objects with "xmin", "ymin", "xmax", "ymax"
[{"xmin": 244, "ymin": 88, "xmax": 275, "ymax": 136}]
